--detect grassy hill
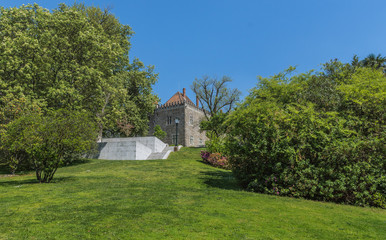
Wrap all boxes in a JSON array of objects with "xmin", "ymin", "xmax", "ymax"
[{"xmin": 0, "ymin": 148, "xmax": 385, "ymax": 239}]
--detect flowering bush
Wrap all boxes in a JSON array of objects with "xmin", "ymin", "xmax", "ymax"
[
  {"xmin": 200, "ymin": 150, "xmax": 210, "ymax": 162},
  {"xmin": 201, "ymin": 150, "xmax": 230, "ymax": 169}
]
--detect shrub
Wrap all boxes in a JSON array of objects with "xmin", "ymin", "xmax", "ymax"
[
  {"xmin": 0, "ymin": 91, "xmax": 43, "ymax": 174},
  {"xmin": 204, "ymin": 131, "xmax": 226, "ymax": 154},
  {"xmin": 201, "ymin": 150, "xmax": 230, "ymax": 169},
  {"xmin": 200, "ymin": 150, "xmax": 210, "ymax": 162},
  {"xmin": 224, "ymin": 66, "xmax": 385, "ymax": 208},
  {"xmin": 154, "ymin": 125, "xmax": 167, "ymax": 140},
  {"xmin": 1, "ymin": 110, "xmax": 97, "ymax": 182}
]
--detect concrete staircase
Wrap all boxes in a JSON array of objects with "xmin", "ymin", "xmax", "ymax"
[{"xmin": 146, "ymin": 146, "xmax": 174, "ymax": 160}]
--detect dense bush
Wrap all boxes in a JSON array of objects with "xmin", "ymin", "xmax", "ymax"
[
  {"xmin": 204, "ymin": 131, "xmax": 227, "ymax": 154},
  {"xmin": 200, "ymin": 150, "xmax": 230, "ymax": 169},
  {"xmin": 154, "ymin": 125, "xmax": 167, "ymax": 140},
  {"xmin": 0, "ymin": 110, "xmax": 97, "ymax": 182},
  {"xmin": 225, "ymin": 64, "xmax": 385, "ymax": 208},
  {"xmin": 0, "ymin": 91, "xmax": 43, "ymax": 174}
]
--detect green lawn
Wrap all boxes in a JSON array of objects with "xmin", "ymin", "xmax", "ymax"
[{"xmin": 0, "ymin": 148, "xmax": 385, "ymax": 239}]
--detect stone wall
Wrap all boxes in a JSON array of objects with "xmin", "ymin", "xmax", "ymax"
[
  {"xmin": 149, "ymin": 102, "xmax": 208, "ymax": 147},
  {"xmin": 184, "ymin": 103, "xmax": 207, "ymax": 147},
  {"xmin": 149, "ymin": 104, "xmax": 186, "ymax": 146}
]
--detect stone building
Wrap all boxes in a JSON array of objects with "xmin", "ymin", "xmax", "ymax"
[{"xmin": 149, "ymin": 88, "xmax": 207, "ymax": 147}]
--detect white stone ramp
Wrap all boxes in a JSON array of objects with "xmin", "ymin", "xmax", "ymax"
[
  {"xmin": 93, "ymin": 137, "xmax": 169, "ymax": 160},
  {"xmin": 146, "ymin": 148, "xmax": 172, "ymax": 160},
  {"xmin": 147, "ymin": 146, "xmax": 181, "ymax": 160}
]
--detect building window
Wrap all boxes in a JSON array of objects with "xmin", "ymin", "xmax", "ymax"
[
  {"xmin": 190, "ymin": 136, "xmax": 194, "ymax": 145},
  {"xmin": 189, "ymin": 115, "xmax": 193, "ymax": 125},
  {"xmin": 199, "ymin": 138, "xmax": 203, "ymax": 145},
  {"xmin": 167, "ymin": 116, "xmax": 172, "ymax": 125}
]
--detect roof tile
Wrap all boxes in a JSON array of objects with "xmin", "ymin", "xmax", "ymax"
[{"xmin": 165, "ymin": 92, "xmax": 194, "ymax": 105}]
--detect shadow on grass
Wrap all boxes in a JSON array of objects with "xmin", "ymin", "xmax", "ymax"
[
  {"xmin": 0, "ymin": 158, "xmax": 91, "ymax": 175},
  {"xmin": 61, "ymin": 158, "xmax": 92, "ymax": 168},
  {"xmin": 0, "ymin": 177, "xmax": 39, "ymax": 186},
  {"xmin": 199, "ymin": 169, "xmax": 242, "ymax": 191},
  {"xmin": 0, "ymin": 176, "xmax": 76, "ymax": 186}
]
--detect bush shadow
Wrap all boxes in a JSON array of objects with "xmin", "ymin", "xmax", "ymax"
[
  {"xmin": 0, "ymin": 177, "xmax": 38, "ymax": 186},
  {"xmin": 199, "ymin": 167, "xmax": 242, "ymax": 191},
  {"xmin": 62, "ymin": 158, "xmax": 92, "ymax": 168},
  {"xmin": 0, "ymin": 176, "xmax": 76, "ymax": 186}
]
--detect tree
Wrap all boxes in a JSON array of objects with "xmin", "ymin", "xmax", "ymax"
[
  {"xmin": 0, "ymin": 86, "xmax": 43, "ymax": 174},
  {"xmin": 360, "ymin": 54, "xmax": 386, "ymax": 73},
  {"xmin": 191, "ymin": 76, "xmax": 241, "ymax": 120},
  {"xmin": 1, "ymin": 110, "xmax": 97, "ymax": 183},
  {"xmin": 153, "ymin": 125, "xmax": 166, "ymax": 140},
  {"xmin": 122, "ymin": 59, "xmax": 159, "ymax": 136},
  {"xmin": 0, "ymin": 4, "xmax": 158, "ymax": 140},
  {"xmin": 191, "ymin": 76, "xmax": 241, "ymax": 138}
]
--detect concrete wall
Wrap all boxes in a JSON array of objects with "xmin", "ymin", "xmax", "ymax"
[
  {"xmin": 103, "ymin": 137, "xmax": 167, "ymax": 153},
  {"xmin": 134, "ymin": 141, "xmax": 153, "ymax": 160},
  {"xmin": 95, "ymin": 137, "xmax": 164, "ymax": 160}
]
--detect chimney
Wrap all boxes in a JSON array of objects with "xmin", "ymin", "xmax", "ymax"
[
  {"xmin": 196, "ymin": 96, "xmax": 199, "ymax": 107},
  {"xmin": 182, "ymin": 88, "xmax": 186, "ymax": 97}
]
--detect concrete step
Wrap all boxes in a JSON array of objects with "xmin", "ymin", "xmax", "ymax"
[
  {"xmin": 145, "ymin": 145, "xmax": 183, "ymax": 160},
  {"xmin": 147, "ymin": 149, "xmax": 172, "ymax": 160}
]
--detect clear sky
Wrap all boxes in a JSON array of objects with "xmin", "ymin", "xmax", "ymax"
[{"xmin": 1, "ymin": 0, "xmax": 386, "ymax": 102}]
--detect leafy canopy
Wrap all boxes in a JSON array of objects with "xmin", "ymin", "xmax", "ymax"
[
  {"xmin": 225, "ymin": 56, "xmax": 385, "ymax": 208},
  {"xmin": 0, "ymin": 3, "xmax": 158, "ymax": 138}
]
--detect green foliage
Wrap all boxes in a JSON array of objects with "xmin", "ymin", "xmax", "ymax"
[
  {"xmin": 153, "ymin": 125, "xmax": 166, "ymax": 140},
  {"xmin": 204, "ymin": 131, "xmax": 226, "ymax": 154},
  {"xmin": 0, "ymin": 89, "xmax": 43, "ymax": 174},
  {"xmin": 0, "ymin": 89, "xmax": 43, "ymax": 129},
  {"xmin": 0, "ymin": 3, "xmax": 158, "ymax": 140},
  {"xmin": 225, "ymin": 60, "xmax": 386, "ymax": 207},
  {"xmin": 199, "ymin": 111, "xmax": 229, "ymax": 140},
  {"xmin": 355, "ymin": 53, "xmax": 386, "ymax": 73},
  {"xmin": 192, "ymin": 76, "xmax": 240, "ymax": 153},
  {"xmin": 123, "ymin": 59, "xmax": 159, "ymax": 136},
  {"xmin": 339, "ymin": 68, "xmax": 385, "ymax": 124},
  {"xmin": 1, "ymin": 110, "xmax": 97, "ymax": 182}
]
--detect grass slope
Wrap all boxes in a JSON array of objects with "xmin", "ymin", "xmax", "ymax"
[{"xmin": 0, "ymin": 148, "xmax": 385, "ymax": 239}]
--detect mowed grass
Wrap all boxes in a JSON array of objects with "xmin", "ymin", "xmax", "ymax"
[{"xmin": 0, "ymin": 148, "xmax": 385, "ymax": 239}]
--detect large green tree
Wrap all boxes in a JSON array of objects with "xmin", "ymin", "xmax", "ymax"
[{"xmin": 0, "ymin": 3, "xmax": 158, "ymax": 140}]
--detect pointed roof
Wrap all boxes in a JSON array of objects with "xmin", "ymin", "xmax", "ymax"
[{"xmin": 165, "ymin": 91, "xmax": 194, "ymax": 105}]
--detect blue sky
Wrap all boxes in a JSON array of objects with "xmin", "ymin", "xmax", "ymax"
[{"xmin": 1, "ymin": 0, "xmax": 386, "ymax": 102}]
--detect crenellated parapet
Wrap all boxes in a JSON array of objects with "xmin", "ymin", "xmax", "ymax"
[{"xmin": 155, "ymin": 100, "xmax": 203, "ymax": 112}]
